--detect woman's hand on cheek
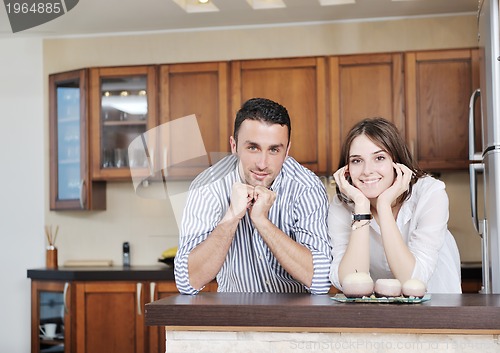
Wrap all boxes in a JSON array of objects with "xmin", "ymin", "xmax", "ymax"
[
  {"xmin": 378, "ymin": 163, "xmax": 413, "ymax": 208},
  {"xmin": 333, "ymin": 166, "xmax": 369, "ymax": 207}
]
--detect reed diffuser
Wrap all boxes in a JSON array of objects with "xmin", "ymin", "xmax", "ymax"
[{"xmin": 44, "ymin": 225, "xmax": 59, "ymax": 269}]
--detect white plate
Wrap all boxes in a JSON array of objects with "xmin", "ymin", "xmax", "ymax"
[
  {"xmin": 331, "ymin": 293, "xmax": 431, "ymax": 304},
  {"xmin": 40, "ymin": 334, "xmax": 63, "ymax": 340}
]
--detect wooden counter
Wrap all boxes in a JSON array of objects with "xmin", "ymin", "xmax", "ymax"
[
  {"xmin": 145, "ymin": 293, "xmax": 500, "ymax": 353},
  {"xmin": 145, "ymin": 293, "xmax": 500, "ymax": 333}
]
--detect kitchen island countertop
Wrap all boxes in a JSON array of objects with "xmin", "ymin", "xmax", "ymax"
[{"xmin": 145, "ymin": 292, "xmax": 500, "ymax": 333}]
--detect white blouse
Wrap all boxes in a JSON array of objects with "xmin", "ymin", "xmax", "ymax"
[{"xmin": 329, "ymin": 176, "xmax": 462, "ymax": 293}]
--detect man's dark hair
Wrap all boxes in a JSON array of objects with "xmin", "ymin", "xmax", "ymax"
[{"xmin": 233, "ymin": 98, "xmax": 291, "ymax": 145}]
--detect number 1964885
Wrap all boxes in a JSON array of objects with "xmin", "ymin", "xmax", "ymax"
[{"xmin": 6, "ymin": 2, "xmax": 62, "ymax": 14}]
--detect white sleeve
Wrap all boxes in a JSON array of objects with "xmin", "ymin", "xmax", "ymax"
[
  {"xmin": 328, "ymin": 198, "xmax": 353, "ymax": 290},
  {"xmin": 408, "ymin": 179, "xmax": 450, "ymax": 284}
]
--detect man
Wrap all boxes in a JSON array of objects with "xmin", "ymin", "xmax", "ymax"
[{"xmin": 174, "ymin": 97, "xmax": 332, "ymax": 294}]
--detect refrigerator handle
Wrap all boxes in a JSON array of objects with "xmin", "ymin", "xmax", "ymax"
[
  {"xmin": 468, "ymin": 89, "xmax": 484, "ymax": 234},
  {"xmin": 468, "ymin": 89, "xmax": 482, "ymax": 161},
  {"xmin": 480, "ymin": 220, "xmax": 491, "ymax": 294},
  {"xmin": 469, "ymin": 163, "xmax": 484, "ymax": 234}
]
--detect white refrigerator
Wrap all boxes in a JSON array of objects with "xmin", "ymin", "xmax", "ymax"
[{"xmin": 469, "ymin": 0, "xmax": 500, "ymax": 294}]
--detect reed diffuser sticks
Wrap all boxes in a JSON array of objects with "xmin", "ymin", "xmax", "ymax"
[
  {"xmin": 44, "ymin": 225, "xmax": 59, "ymax": 269},
  {"xmin": 44, "ymin": 225, "xmax": 59, "ymax": 247}
]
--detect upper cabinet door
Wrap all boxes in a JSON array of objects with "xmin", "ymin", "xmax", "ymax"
[
  {"xmin": 158, "ymin": 62, "xmax": 230, "ymax": 178},
  {"xmin": 49, "ymin": 70, "xmax": 106, "ymax": 210},
  {"xmin": 328, "ymin": 53, "xmax": 405, "ymax": 173},
  {"xmin": 231, "ymin": 57, "xmax": 328, "ymax": 174},
  {"xmin": 90, "ymin": 66, "xmax": 158, "ymax": 181},
  {"xmin": 405, "ymin": 49, "xmax": 480, "ymax": 171}
]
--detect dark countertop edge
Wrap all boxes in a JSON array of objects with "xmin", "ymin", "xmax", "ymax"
[
  {"xmin": 144, "ymin": 293, "xmax": 500, "ymax": 332},
  {"xmin": 27, "ymin": 265, "xmax": 175, "ymax": 281},
  {"xmin": 161, "ymin": 326, "xmax": 500, "ymax": 335}
]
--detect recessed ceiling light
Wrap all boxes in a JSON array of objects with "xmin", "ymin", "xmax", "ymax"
[
  {"xmin": 319, "ymin": 0, "xmax": 356, "ymax": 5},
  {"xmin": 246, "ymin": 0, "xmax": 286, "ymax": 10},
  {"xmin": 172, "ymin": 0, "xmax": 219, "ymax": 13}
]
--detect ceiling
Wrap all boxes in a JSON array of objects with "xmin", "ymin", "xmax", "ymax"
[{"xmin": 0, "ymin": 0, "xmax": 479, "ymax": 37}]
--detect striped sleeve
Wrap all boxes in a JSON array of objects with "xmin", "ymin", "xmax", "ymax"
[
  {"xmin": 174, "ymin": 182, "xmax": 223, "ymax": 294},
  {"xmin": 293, "ymin": 182, "xmax": 332, "ymax": 294}
]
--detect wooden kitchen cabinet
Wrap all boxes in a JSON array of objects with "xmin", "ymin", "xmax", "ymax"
[
  {"xmin": 74, "ymin": 282, "xmax": 147, "ymax": 353},
  {"xmin": 49, "ymin": 70, "xmax": 106, "ymax": 210},
  {"xmin": 405, "ymin": 49, "xmax": 480, "ymax": 170},
  {"xmin": 31, "ymin": 281, "xmax": 73, "ymax": 353},
  {"xmin": 158, "ymin": 62, "xmax": 230, "ymax": 178},
  {"xmin": 89, "ymin": 66, "xmax": 158, "ymax": 181},
  {"xmin": 31, "ymin": 278, "xmax": 216, "ymax": 353},
  {"xmin": 328, "ymin": 53, "xmax": 405, "ymax": 173},
  {"xmin": 147, "ymin": 282, "xmax": 177, "ymax": 353},
  {"xmin": 231, "ymin": 57, "xmax": 328, "ymax": 174},
  {"xmin": 48, "ymin": 48, "xmax": 479, "ymax": 195}
]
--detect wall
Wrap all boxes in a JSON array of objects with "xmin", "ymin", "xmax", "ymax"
[
  {"xmin": 43, "ymin": 14, "xmax": 481, "ymax": 268},
  {"xmin": 0, "ymin": 38, "xmax": 44, "ymax": 353}
]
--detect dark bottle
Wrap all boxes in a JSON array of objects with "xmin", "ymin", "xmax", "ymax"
[{"xmin": 123, "ymin": 242, "xmax": 130, "ymax": 267}]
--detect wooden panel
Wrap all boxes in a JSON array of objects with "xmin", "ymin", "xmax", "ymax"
[
  {"xmin": 76, "ymin": 282, "xmax": 145, "ymax": 353},
  {"xmin": 231, "ymin": 57, "xmax": 327, "ymax": 174},
  {"xmin": 159, "ymin": 62, "xmax": 229, "ymax": 178},
  {"xmin": 329, "ymin": 53, "xmax": 404, "ymax": 172},
  {"xmin": 405, "ymin": 49, "xmax": 479, "ymax": 170},
  {"xmin": 148, "ymin": 282, "xmax": 178, "ymax": 353}
]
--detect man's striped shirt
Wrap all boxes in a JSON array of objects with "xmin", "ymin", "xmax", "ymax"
[{"xmin": 174, "ymin": 154, "xmax": 332, "ymax": 294}]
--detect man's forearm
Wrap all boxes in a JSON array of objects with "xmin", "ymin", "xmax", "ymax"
[
  {"xmin": 253, "ymin": 218, "xmax": 314, "ymax": 287},
  {"xmin": 187, "ymin": 214, "xmax": 240, "ymax": 290}
]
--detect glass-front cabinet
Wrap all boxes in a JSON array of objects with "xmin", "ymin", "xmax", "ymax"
[
  {"xmin": 49, "ymin": 70, "xmax": 106, "ymax": 210},
  {"xmin": 90, "ymin": 66, "xmax": 157, "ymax": 181},
  {"xmin": 31, "ymin": 281, "xmax": 71, "ymax": 353}
]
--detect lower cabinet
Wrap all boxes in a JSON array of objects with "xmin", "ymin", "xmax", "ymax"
[
  {"xmin": 31, "ymin": 279, "xmax": 217, "ymax": 353},
  {"xmin": 31, "ymin": 281, "xmax": 72, "ymax": 353},
  {"xmin": 74, "ymin": 282, "xmax": 146, "ymax": 353}
]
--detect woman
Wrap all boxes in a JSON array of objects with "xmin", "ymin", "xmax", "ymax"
[{"xmin": 329, "ymin": 117, "xmax": 461, "ymax": 293}]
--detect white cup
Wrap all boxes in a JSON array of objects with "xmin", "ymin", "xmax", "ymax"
[{"xmin": 39, "ymin": 323, "xmax": 57, "ymax": 338}]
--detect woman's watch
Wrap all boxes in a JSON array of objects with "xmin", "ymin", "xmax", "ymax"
[
  {"xmin": 351, "ymin": 213, "xmax": 373, "ymax": 230},
  {"xmin": 352, "ymin": 213, "xmax": 373, "ymax": 222}
]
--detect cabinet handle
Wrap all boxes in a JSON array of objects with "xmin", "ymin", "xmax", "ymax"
[
  {"xmin": 136, "ymin": 283, "xmax": 142, "ymax": 316},
  {"xmin": 150, "ymin": 282, "xmax": 156, "ymax": 303},
  {"xmin": 79, "ymin": 179, "xmax": 86, "ymax": 209},
  {"xmin": 63, "ymin": 282, "xmax": 70, "ymax": 314}
]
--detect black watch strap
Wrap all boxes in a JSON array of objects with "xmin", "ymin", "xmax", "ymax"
[{"xmin": 352, "ymin": 213, "xmax": 372, "ymax": 222}]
